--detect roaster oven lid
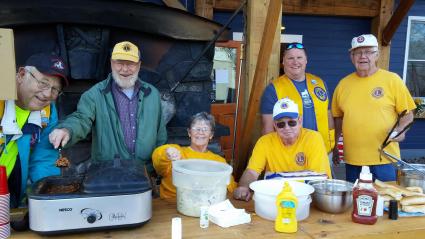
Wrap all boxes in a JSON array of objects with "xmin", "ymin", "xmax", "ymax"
[{"xmin": 83, "ymin": 158, "xmax": 151, "ymax": 194}]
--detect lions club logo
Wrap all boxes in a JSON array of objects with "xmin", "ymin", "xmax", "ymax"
[
  {"xmin": 122, "ymin": 43, "xmax": 132, "ymax": 52},
  {"xmin": 295, "ymin": 152, "xmax": 306, "ymax": 166},
  {"xmin": 280, "ymin": 102, "xmax": 289, "ymax": 109},
  {"xmin": 371, "ymin": 87, "xmax": 384, "ymax": 98},
  {"xmin": 314, "ymin": 87, "xmax": 327, "ymax": 101},
  {"xmin": 357, "ymin": 36, "xmax": 365, "ymax": 43}
]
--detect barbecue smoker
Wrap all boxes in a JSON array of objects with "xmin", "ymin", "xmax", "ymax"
[{"xmin": 1, "ymin": 1, "xmax": 231, "ymax": 155}]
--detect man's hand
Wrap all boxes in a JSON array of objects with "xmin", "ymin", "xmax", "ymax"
[
  {"xmin": 332, "ymin": 147, "xmax": 340, "ymax": 165},
  {"xmin": 233, "ymin": 186, "xmax": 252, "ymax": 201},
  {"xmin": 165, "ymin": 147, "xmax": 181, "ymax": 161},
  {"xmin": 233, "ymin": 169, "xmax": 259, "ymax": 201},
  {"xmin": 49, "ymin": 128, "xmax": 70, "ymax": 149},
  {"xmin": 389, "ymin": 130, "xmax": 406, "ymax": 142},
  {"xmin": 389, "ymin": 110, "xmax": 413, "ymax": 143}
]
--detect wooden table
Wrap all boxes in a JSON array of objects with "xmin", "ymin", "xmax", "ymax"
[{"xmin": 10, "ymin": 197, "xmax": 425, "ymax": 239}]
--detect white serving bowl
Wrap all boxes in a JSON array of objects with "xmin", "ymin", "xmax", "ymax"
[{"xmin": 249, "ymin": 180, "xmax": 315, "ymax": 221}]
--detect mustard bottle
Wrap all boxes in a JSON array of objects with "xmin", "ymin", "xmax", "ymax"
[{"xmin": 275, "ymin": 181, "xmax": 298, "ymax": 233}]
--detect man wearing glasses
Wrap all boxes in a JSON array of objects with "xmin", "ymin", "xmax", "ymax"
[
  {"xmin": 234, "ymin": 98, "xmax": 331, "ymax": 201},
  {"xmin": 260, "ymin": 42, "xmax": 334, "ymax": 155},
  {"xmin": 49, "ymin": 41, "xmax": 167, "ymax": 174},
  {"xmin": 0, "ymin": 53, "xmax": 68, "ymax": 208},
  {"xmin": 332, "ymin": 34, "xmax": 416, "ymax": 183}
]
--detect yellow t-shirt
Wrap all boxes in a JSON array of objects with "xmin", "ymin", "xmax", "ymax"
[
  {"xmin": 247, "ymin": 129, "xmax": 332, "ymax": 178},
  {"xmin": 332, "ymin": 69, "xmax": 416, "ymax": 165},
  {"xmin": 152, "ymin": 144, "xmax": 238, "ymax": 199}
]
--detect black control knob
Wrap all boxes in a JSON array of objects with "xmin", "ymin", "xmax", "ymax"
[{"xmin": 87, "ymin": 214, "xmax": 97, "ymax": 224}]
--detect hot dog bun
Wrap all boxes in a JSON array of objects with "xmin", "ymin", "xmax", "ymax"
[
  {"xmin": 401, "ymin": 195, "xmax": 425, "ymax": 206},
  {"xmin": 402, "ymin": 204, "xmax": 425, "ymax": 214},
  {"xmin": 406, "ymin": 186, "xmax": 423, "ymax": 194}
]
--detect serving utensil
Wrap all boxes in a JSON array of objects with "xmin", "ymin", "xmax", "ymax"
[
  {"xmin": 380, "ymin": 149, "xmax": 425, "ymax": 177},
  {"xmin": 378, "ymin": 110, "xmax": 425, "ymax": 176}
]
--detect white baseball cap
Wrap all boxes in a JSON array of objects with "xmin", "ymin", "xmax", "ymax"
[
  {"xmin": 273, "ymin": 98, "xmax": 299, "ymax": 120},
  {"xmin": 349, "ymin": 34, "xmax": 378, "ymax": 51}
]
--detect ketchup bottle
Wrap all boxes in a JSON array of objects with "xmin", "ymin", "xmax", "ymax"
[{"xmin": 352, "ymin": 166, "xmax": 378, "ymax": 225}]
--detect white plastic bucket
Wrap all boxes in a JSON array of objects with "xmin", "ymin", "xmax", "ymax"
[
  {"xmin": 250, "ymin": 180, "xmax": 314, "ymax": 221},
  {"xmin": 172, "ymin": 159, "xmax": 232, "ymax": 217}
]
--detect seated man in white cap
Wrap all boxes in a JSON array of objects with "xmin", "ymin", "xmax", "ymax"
[
  {"xmin": 49, "ymin": 41, "xmax": 167, "ymax": 173},
  {"xmin": 233, "ymin": 98, "xmax": 331, "ymax": 201}
]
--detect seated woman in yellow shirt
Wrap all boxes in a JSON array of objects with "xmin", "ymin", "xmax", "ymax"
[{"xmin": 152, "ymin": 112, "xmax": 237, "ymax": 199}]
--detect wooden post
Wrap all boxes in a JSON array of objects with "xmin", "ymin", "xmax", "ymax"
[
  {"xmin": 235, "ymin": 0, "xmax": 282, "ymax": 180},
  {"xmin": 195, "ymin": 0, "xmax": 214, "ymax": 19},
  {"xmin": 372, "ymin": 0, "xmax": 394, "ymax": 70},
  {"xmin": 382, "ymin": 0, "xmax": 416, "ymax": 46}
]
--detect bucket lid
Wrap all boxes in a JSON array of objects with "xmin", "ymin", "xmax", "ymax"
[{"xmin": 172, "ymin": 159, "xmax": 232, "ymax": 177}]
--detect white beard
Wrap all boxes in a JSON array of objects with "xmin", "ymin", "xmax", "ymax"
[{"xmin": 112, "ymin": 70, "xmax": 138, "ymax": 89}]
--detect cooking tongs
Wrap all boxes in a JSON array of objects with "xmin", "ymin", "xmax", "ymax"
[
  {"xmin": 379, "ymin": 110, "xmax": 425, "ymax": 176},
  {"xmin": 380, "ymin": 110, "xmax": 414, "ymax": 149}
]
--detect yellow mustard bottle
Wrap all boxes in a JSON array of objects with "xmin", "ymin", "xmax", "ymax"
[{"xmin": 275, "ymin": 181, "xmax": 298, "ymax": 233}]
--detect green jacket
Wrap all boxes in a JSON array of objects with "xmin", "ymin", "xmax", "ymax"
[{"xmin": 58, "ymin": 74, "xmax": 167, "ymax": 172}]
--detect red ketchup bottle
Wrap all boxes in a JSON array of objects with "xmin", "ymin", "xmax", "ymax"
[{"xmin": 352, "ymin": 166, "xmax": 378, "ymax": 225}]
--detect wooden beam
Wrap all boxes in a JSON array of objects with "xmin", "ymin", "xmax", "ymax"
[
  {"xmin": 382, "ymin": 0, "xmax": 415, "ymax": 46},
  {"xmin": 236, "ymin": 0, "xmax": 281, "ymax": 180},
  {"xmin": 282, "ymin": 0, "xmax": 379, "ymax": 17},
  {"xmin": 162, "ymin": 0, "xmax": 187, "ymax": 11},
  {"xmin": 214, "ymin": 0, "xmax": 380, "ymax": 17},
  {"xmin": 195, "ymin": 0, "xmax": 214, "ymax": 19},
  {"xmin": 214, "ymin": 0, "xmax": 241, "ymax": 11},
  {"xmin": 372, "ymin": 0, "xmax": 394, "ymax": 70}
]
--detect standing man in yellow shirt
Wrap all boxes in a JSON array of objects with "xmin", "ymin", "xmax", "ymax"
[
  {"xmin": 332, "ymin": 34, "xmax": 416, "ymax": 183},
  {"xmin": 233, "ymin": 98, "xmax": 331, "ymax": 201}
]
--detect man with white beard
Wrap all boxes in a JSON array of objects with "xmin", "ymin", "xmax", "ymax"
[{"xmin": 49, "ymin": 41, "xmax": 167, "ymax": 173}]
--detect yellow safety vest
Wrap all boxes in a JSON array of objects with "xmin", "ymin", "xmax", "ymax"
[
  {"xmin": 272, "ymin": 73, "xmax": 334, "ymax": 153},
  {"xmin": 0, "ymin": 101, "xmax": 50, "ymax": 176}
]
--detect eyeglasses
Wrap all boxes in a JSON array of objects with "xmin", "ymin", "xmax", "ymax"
[
  {"xmin": 351, "ymin": 50, "xmax": 377, "ymax": 57},
  {"xmin": 276, "ymin": 120, "xmax": 298, "ymax": 128},
  {"xmin": 191, "ymin": 127, "xmax": 211, "ymax": 133},
  {"xmin": 27, "ymin": 71, "xmax": 63, "ymax": 96},
  {"xmin": 112, "ymin": 60, "xmax": 139, "ymax": 70},
  {"xmin": 286, "ymin": 43, "xmax": 305, "ymax": 50}
]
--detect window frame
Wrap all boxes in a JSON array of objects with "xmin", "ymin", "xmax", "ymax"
[{"xmin": 403, "ymin": 16, "xmax": 425, "ymax": 87}]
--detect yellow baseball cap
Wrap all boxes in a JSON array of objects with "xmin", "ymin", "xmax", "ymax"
[{"xmin": 111, "ymin": 41, "xmax": 140, "ymax": 62}]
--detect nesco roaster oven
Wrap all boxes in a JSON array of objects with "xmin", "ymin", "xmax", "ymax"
[{"xmin": 27, "ymin": 159, "xmax": 152, "ymax": 235}]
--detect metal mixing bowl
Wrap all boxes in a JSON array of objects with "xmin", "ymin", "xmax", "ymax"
[
  {"xmin": 309, "ymin": 179, "xmax": 354, "ymax": 214},
  {"xmin": 398, "ymin": 164, "xmax": 425, "ymax": 192}
]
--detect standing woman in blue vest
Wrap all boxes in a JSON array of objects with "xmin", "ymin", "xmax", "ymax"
[{"xmin": 0, "ymin": 53, "xmax": 68, "ymax": 208}]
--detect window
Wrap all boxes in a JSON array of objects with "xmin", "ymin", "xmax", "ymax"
[
  {"xmin": 403, "ymin": 16, "xmax": 425, "ymax": 98},
  {"xmin": 213, "ymin": 46, "xmax": 237, "ymax": 103}
]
